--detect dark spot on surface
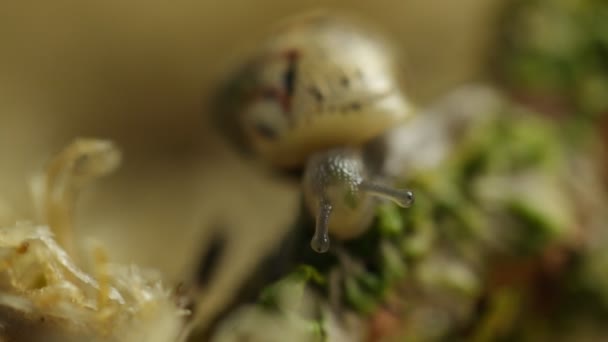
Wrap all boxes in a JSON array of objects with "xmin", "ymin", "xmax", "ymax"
[
  {"xmin": 196, "ymin": 231, "xmax": 227, "ymax": 287},
  {"xmin": 255, "ymin": 121, "xmax": 278, "ymax": 140},
  {"xmin": 283, "ymin": 66, "xmax": 296, "ymax": 98},
  {"xmin": 16, "ymin": 242, "xmax": 29, "ymax": 254},
  {"xmin": 282, "ymin": 50, "xmax": 299, "ymax": 98},
  {"xmin": 308, "ymin": 86, "xmax": 324, "ymax": 103},
  {"xmin": 350, "ymin": 102, "xmax": 362, "ymax": 111},
  {"xmin": 340, "ymin": 77, "xmax": 350, "ymax": 88}
]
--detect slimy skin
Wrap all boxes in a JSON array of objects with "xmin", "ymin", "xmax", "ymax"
[{"xmin": 304, "ymin": 148, "xmax": 414, "ymax": 253}]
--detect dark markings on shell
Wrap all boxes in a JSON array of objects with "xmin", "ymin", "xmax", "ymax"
[
  {"xmin": 282, "ymin": 50, "xmax": 299, "ymax": 100},
  {"xmin": 308, "ymin": 86, "xmax": 325, "ymax": 103},
  {"xmin": 255, "ymin": 121, "xmax": 279, "ymax": 140}
]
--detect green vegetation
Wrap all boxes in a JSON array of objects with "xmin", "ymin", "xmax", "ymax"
[{"xmin": 253, "ymin": 95, "xmax": 607, "ymax": 339}]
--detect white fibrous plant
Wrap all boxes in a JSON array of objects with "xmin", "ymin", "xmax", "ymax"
[{"xmin": 0, "ymin": 139, "xmax": 188, "ymax": 341}]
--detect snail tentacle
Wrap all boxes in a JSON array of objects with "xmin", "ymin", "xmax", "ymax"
[
  {"xmin": 359, "ymin": 181, "xmax": 414, "ymax": 208},
  {"xmin": 311, "ymin": 197, "xmax": 332, "ymax": 253}
]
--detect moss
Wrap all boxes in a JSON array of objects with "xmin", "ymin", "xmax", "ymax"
[
  {"xmin": 247, "ymin": 90, "xmax": 605, "ymax": 340},
  {"xmin": 498, "ymin": 0, "xmax": 608, "ymax": 120}
]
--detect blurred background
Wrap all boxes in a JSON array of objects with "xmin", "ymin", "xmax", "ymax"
[
  {"xmin": 1, "ymin": 0, "xmax": 607, "ymax": 340},
  {"xmin": 0, "ymin": 0, "xmax": 506, "ymax": 281}
]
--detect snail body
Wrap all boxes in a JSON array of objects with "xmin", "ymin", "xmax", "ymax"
[{"xmin": 216, "ymin": 13, "xmax": 415, "ymax": 253}]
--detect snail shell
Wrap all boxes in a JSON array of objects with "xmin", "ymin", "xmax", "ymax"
[{"xmin": 235, "ymin": 13, "xmax": 415, "ymax": 168}]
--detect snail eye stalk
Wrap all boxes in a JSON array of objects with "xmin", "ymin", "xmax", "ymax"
[
  {"xmin": 360, "ymin": 182, "xmax": 414, "ymax": 208},
  {"xmin": 311, "ymin": 198, "xmax": 332, "ymax": 253}
]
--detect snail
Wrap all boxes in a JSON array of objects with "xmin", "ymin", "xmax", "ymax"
[
  {"xmin": 198, "ymin": 13, "xmax": 507, "ymax": 339},
  {"xmin": 214, "ymin": 13, "xmax": 415, "ymax": 253}
]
